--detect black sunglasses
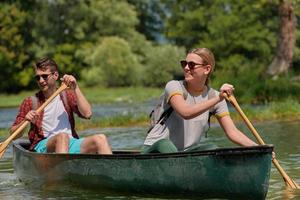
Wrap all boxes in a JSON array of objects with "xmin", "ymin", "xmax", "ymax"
[
  {"xmin": 180, "ymin": 60, "xmax": 206, "ymax": 70},
  {"xmin": 35, "ymin": 73, "xmax": 54, "ymax": 81}
]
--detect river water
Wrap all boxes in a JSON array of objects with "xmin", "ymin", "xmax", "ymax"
[{"xmin": 0, "ymin": 105, "xmax": 299, "ymax": 199}]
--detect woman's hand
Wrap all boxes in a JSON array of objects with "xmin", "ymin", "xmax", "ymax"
[
  {"xmin": 219, "ymin": 83, "xmax": 235, "ymax": 100},
  {"xmin": 61, "ymin": 74, "xmax": 77, "ymax": 90},
  {"xmin": 272, "ymin": 151, "xmax": 276, "ymax": 160}
]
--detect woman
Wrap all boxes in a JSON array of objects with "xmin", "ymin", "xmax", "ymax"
[{"xmin": 142, "ymin": 48, "xmax": 257, "ymax": 153}]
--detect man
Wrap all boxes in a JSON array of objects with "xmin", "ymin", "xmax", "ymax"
[{"xmin": 11, "ymin": 57, "xmax": 112, "ymax": 154}]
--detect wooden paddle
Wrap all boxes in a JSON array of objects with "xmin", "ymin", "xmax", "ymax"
[
  {"xmin": 0, "ymin": 83, "xmax": 68, "ymax": 159},
  {"xmin": 223, "ymin": 93, "xmax": 299, "ymax": 189}
]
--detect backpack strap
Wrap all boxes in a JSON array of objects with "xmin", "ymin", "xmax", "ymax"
[
  {"xmin": 160, "ymin": 80, "xmax": 188, "ymax": 125},
  {"xmin": 149, "ymin": 80, "xmax": 188, "ymax": 132},
  {"xmin": 205, "ymin": 86, "xmax": 217, "ymax": 137},
  {"xmin": 60, "ymin": 90, "xmax": 70, "ymax": 113},
  {"xmin": 179, "ymin": 80, "xmax": 188, "ymax": 99},
  {"xmin": 31, "ymin": 95, "xmax": 38, "ymax": 111}
]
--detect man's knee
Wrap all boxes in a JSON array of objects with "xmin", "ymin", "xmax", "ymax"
[
  {"xmin": 94, "ymin": 134, "xmax": 108, "ymax": 144},
  {"xmin": 56, "ymin": 133, "xmax": 70, "ymax": 141},
  {"xmin": 46, "ymin": 133, "xmax": 70, "ymax": 153}
]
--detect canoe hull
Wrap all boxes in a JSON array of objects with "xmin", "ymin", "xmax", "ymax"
[{"xmin": 13, "ymin": 140, "xmax": 273, "ymax": 199}]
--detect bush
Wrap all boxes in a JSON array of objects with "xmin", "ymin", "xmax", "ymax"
[
  {"xmin": 142, "ymin": 44, "xmax": 186, "ymax": 87},
  {"xmin": 212, "ymin": 55, "xmax": 300, "ymax": 104},
  {"xmin": 81, "ymin": 36, "xmax": 141, "ymax": 87}
]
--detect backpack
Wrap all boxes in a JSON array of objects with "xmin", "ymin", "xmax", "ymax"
[
  {"xmin": 147, "ymin": 81, "xmax": 187, "ymax": 133},
  {"xmin": 147, "ymin": 81, "xmax": 216, "ymax": 136}
]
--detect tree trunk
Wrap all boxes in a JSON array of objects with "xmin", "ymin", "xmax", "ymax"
[{"xmin": 266, "ymin": 0, "xmax": 296, "ymax": 76}]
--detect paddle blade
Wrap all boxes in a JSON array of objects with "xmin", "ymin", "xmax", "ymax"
[
  {"xmin": 291, "ymin": 180, "xmax": 300, "ymax": 189},
  {"xmin": 227, "ymin": 94, "xmax": 300, "ymax": 189}
]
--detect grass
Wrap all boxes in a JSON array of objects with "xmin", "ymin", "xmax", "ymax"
[
  {"xmin": 228, "ymin": 98, "xmax": 300, "ymax": 122},
  {"xmin": 0, "ymin": 91, "xmax": 35, "ymax": 108},
  {"xmin": 0, "ymin": 86, "xmax": 162, "ymax": 108}
]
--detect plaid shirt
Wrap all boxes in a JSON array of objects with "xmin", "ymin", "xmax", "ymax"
[{"xmin": 12, "ymin": 89, "xmax": 85, "ymax": 150}]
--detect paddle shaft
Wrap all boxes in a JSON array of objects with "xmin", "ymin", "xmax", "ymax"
[
  {"xmin": 0, "ymin": 83, "xmax": 68, "ymax": 158},
  {"xmin": 225, "ymin": 94, "xmax": 300, "ymax": 189}
]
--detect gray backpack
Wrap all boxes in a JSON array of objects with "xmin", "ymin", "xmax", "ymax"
[{"xmin": 147, "ymin": 81, "xmax": 216, "ymax": 136}]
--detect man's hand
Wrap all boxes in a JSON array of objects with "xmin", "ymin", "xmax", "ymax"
[
  {"xmin": 61, "ymin": 74, "xmax": 77, "ymax": 90},
  {"xmin": 25, "ymin": 110, "xmax": 39, "ymax": 123}
]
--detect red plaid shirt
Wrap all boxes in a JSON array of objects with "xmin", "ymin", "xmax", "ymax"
[{"xmin": 12, "ymin": 89, "xmax": 85, "ymax": 150}]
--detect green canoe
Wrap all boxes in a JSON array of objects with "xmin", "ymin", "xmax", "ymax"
[{"xmin": 13, "ymin": 140, "xmax": 273, "ymax": 199}]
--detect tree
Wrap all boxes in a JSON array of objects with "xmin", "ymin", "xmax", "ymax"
[
  {"xmin": 266, "ymin": 0, "xmax": 296, "ymax": 76},
  {"xmin": 143, "ymin": 44, "xmax": 185, "ymax": 87},
  {"xmin": 162, "ymin": 0, "xmax": 286, "ymax": 102},
  {"xmin": 0, "ymin": 3, "xmax": 30, "ymax": 92},
  {"xmin": 81, "ymin": 36, "xmax": 141, "ymax": 87},
  {"xmin": 128, "ymin": 0, "xmax": 167, "ymax": 42}
]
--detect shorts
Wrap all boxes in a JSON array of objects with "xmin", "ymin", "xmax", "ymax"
[{"xmin": 34, "ymin": 137, "xmax": 84, "ymax": 153}]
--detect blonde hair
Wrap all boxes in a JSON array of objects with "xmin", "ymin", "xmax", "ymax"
[{"xmin": 189, "ymin": 48, "xmax": 215, "ymax": 85}]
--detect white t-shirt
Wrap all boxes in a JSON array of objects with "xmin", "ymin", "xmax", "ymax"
[
  {"xmin": 144, "ymin": 80, "xmax": 229, "ymax": 150},
  {"xmin": 42, "ymin": 95, "xmax": 72, "ymax": 138}
]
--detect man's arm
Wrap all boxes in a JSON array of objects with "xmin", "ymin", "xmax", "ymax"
[
  {"xmin": 10, "ymin": 97, "xmax": 37, "ymax": 139},
  {"xmin": 61, "ymin": 74, "xmax": 92, "ymax": 119}
]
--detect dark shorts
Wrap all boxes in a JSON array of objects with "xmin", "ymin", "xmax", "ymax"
[
  {"xmin": 141, "ymin": 139, "xmax": 218, "ymax": 154},
  {"xmin": 141, "ymin": 139, "xmax": 178, "ymax": 154}
]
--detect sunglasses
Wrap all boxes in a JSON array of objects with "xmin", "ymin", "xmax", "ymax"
[
  {"xmin": 35, "ymin": 73, "xmax": 54, "ymax": 81},
  {"xmin": 180, "ymin": 60, "xmax": 206, "ymax": 70}
]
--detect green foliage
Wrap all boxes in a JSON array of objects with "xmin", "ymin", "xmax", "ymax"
[
  {"xmin": 81, "ymin": 37, "xmax": 141, "ymax": 87},
  {"xmin": 53, "ymin": 43, "xmax": 79, "ymax": 75},
  {"xmin": 228, "ymin": 98, "xmax": 300, "ymax": 122},
  {"xmin": 212, "ymin": 57, "xmax": 265, "ymax": 103},
  {"xmin": 163, "ymin": 0, "xmax": 300, "ymax": 103},
  {"xmin": 165, "ymin": 0, "xmax": 278, "ymax": 68},
  {"xmin": 128, "ymin": 0, "xmax": 167, "ymax": 41},
  {"xmin": 78, "ymin": 113, "xmax": 148, "ymax": 129},
  {"xmin": 122, "ymin": 31, "xmax": 153, "ymax": 64},
  {"xmin": 142, "ymin": 44, "xmax": 186, "ymax": 87},
  {"xmin": 0, "ymin": 3, "xmax": 30, "ymax": 92},
  {"xmin": 262, "ymin": 76, "xmax": 300, "ymax": 102},
  {"xmin": 0, "ymin": 0, "xmax": 300, "ymax": 105},
  {"xmin": 88, "ymin": 0, "xmax": 138, "ymax": 38}
]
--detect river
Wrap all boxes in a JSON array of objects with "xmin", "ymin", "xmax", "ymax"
[{"xmin": 0, "ymin": 105, "xmax": 299, "ymax": 199}]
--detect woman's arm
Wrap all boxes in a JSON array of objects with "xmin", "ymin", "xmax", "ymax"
[
  {"xmin": 217, "ymin": 115, "xmax": 257, "ymax": 146},
  {"xmin": 170, "ymin": 94, "xmax": 221, "ymax": 119},
  {"xmin": 169, "ymin": 83, "xmax": 234, "ymax": 119}
]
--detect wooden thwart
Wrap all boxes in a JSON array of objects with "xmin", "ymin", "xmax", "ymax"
[
  {"xmin": 224, "ymin": 93, "xmax": 300, "ymax": 189},
  {"xmin": 0, "ymin": 83, "xmax": 68, "ymax": 159}
]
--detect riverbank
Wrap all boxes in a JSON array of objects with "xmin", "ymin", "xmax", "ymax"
[
  {"xmin": 75, "ymin": 98, "xmax": 300, "ymax": 130},
  {"xmin": 1, "ymin": 87, "xmax": 300, "ymax": 137},
  {"xmin": 2, "ymin": 98, "xmax": 299, "ymax": 137}
]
